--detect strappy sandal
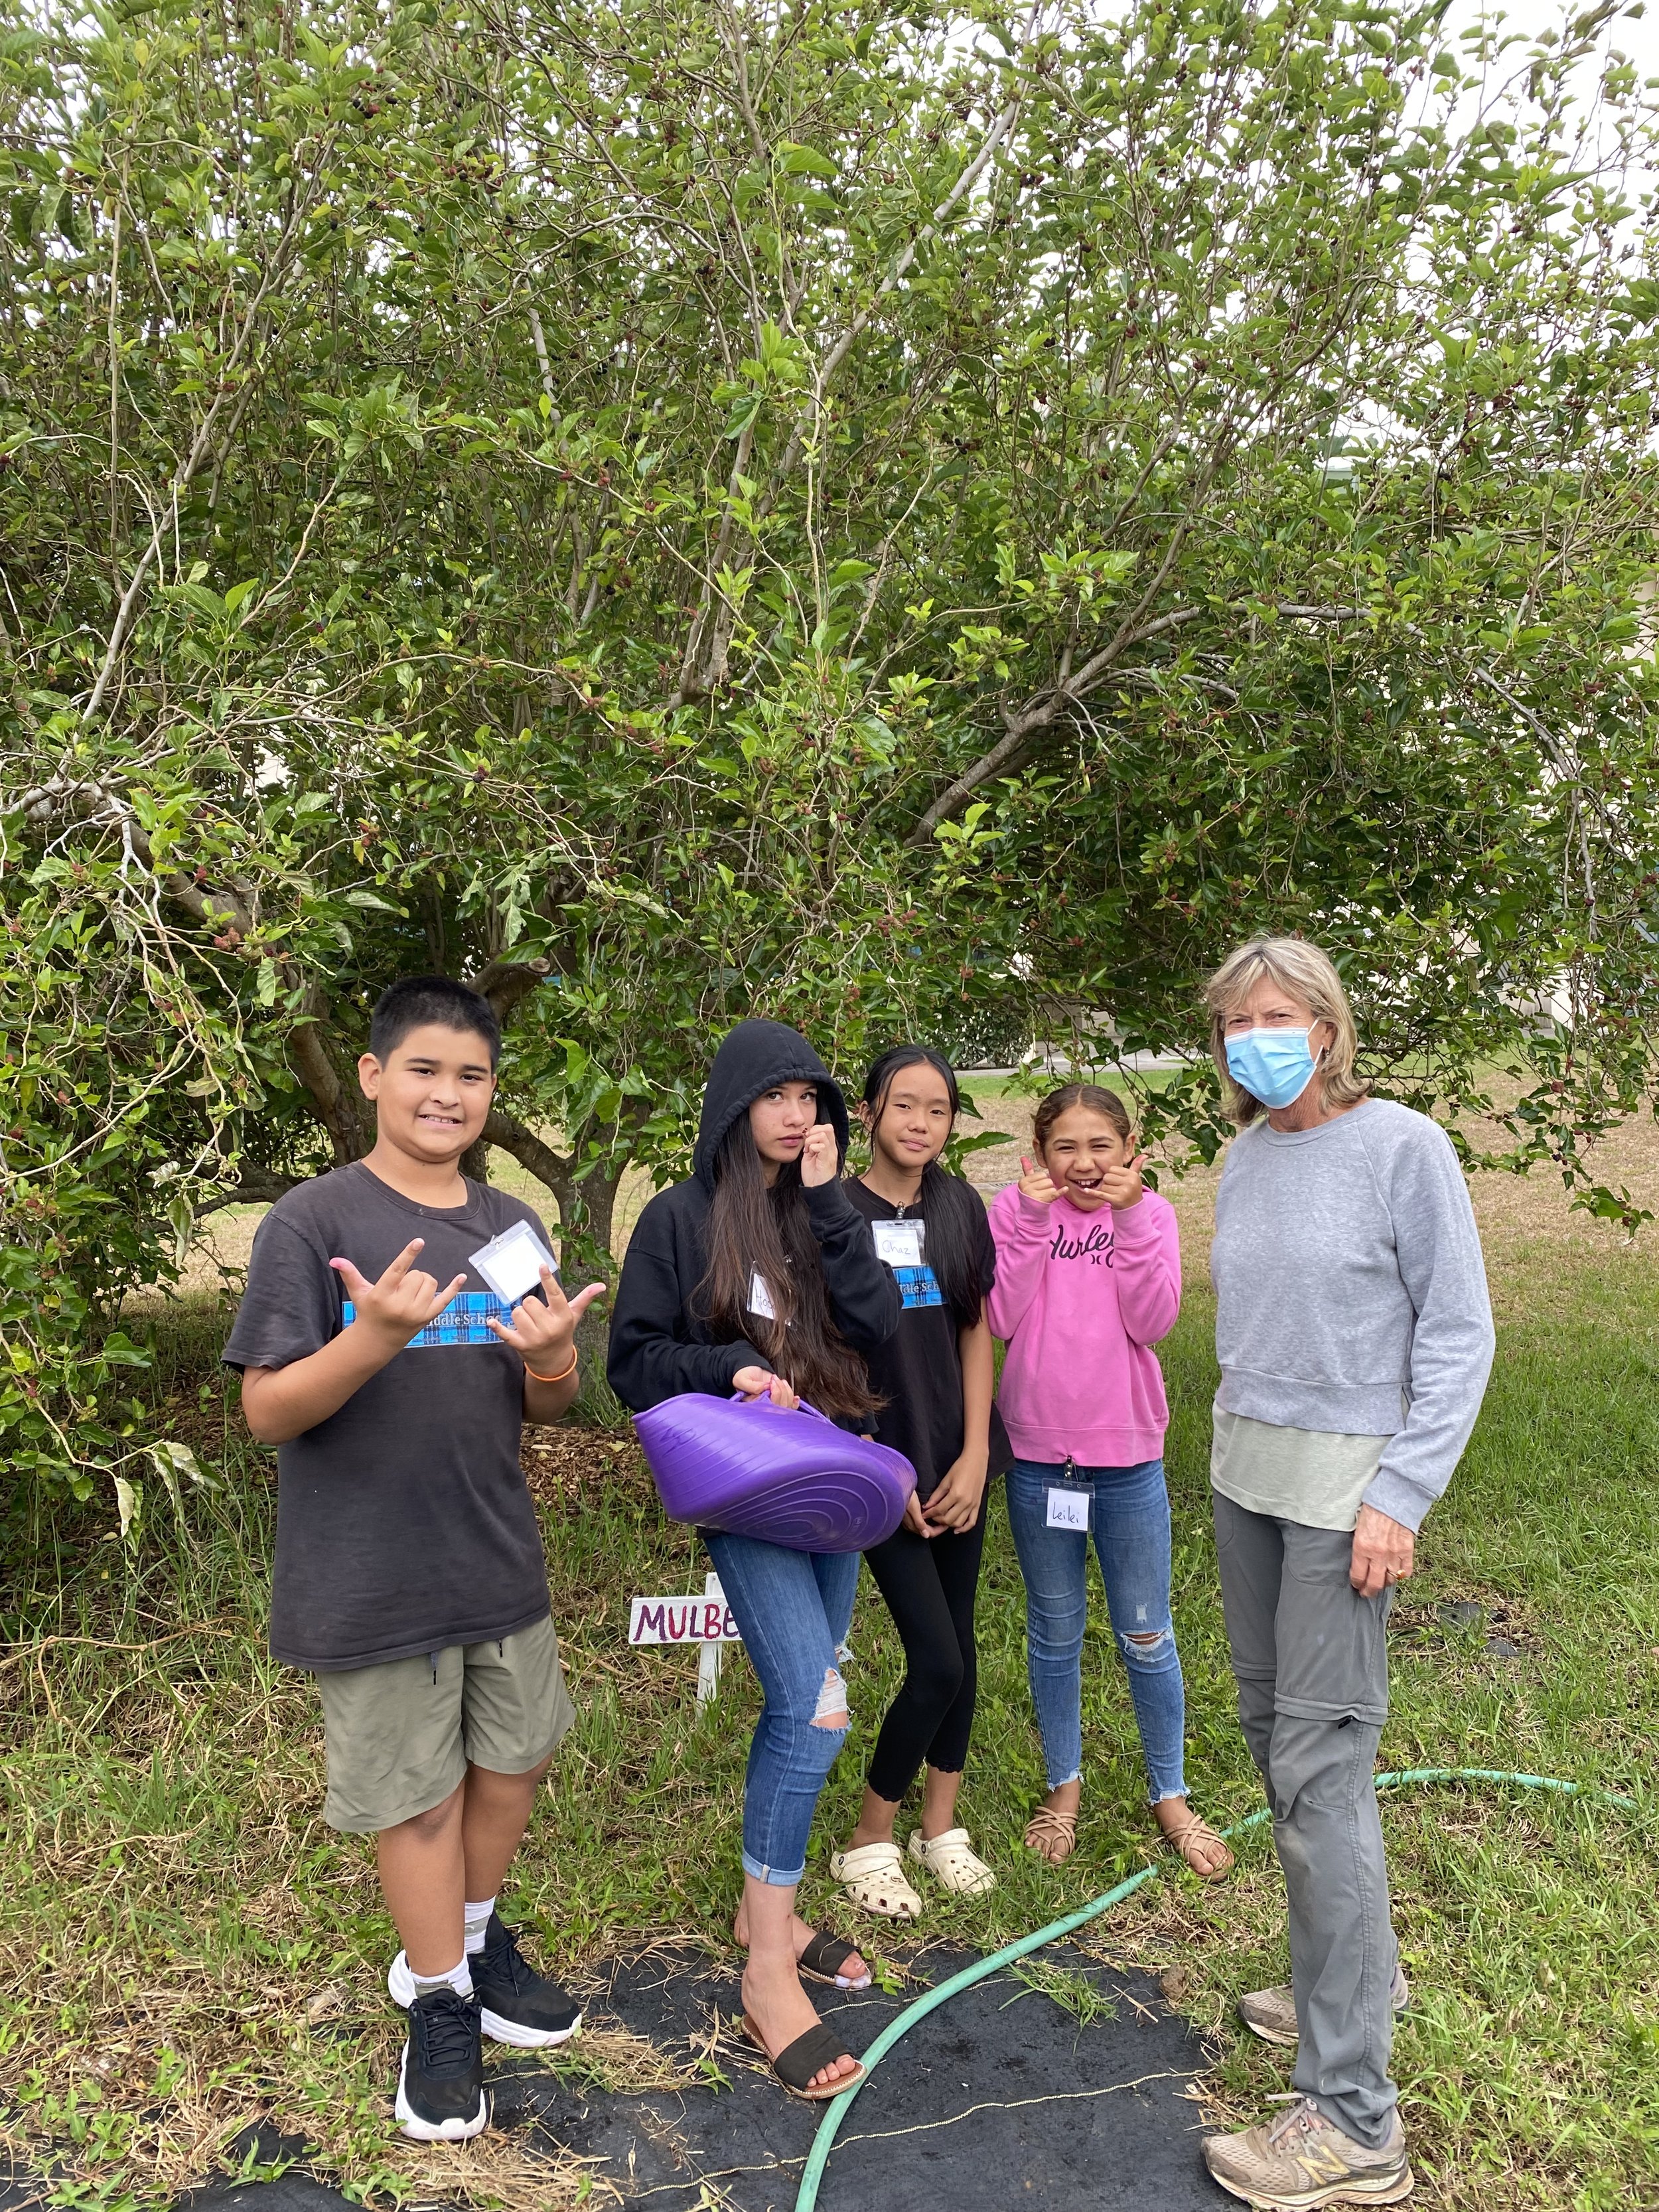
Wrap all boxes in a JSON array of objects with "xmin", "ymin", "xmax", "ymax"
[
  {"xmin": 798, "ymin": 1930, "xmax": 871, "ymax": 1990},
  {"xmin": 830, "ymin": 1840, "xmax": 922, "ymax": 1919},
  {"xmin": 1023, "ymin": 1805, "xmax": 1078, "ymax": 1865},
  {"xmin": 741, "ymin": 2013, "xmax": 865, "ymax": 2103},
  {"xmin": 1159, "ymin": 1805, "xmax": 1235, "ymax": 1882},
  {"xmin": 908, "ymin": 1826, "xmax": 996, "ymax": 1897}
]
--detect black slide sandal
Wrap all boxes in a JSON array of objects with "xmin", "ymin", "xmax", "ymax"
[
  {"xmin": 798, "ymin": 1931, "xmax": 871, "ymax": 1990},
  {"xmin": 742, "ymin": 2014, "xmax": 866, "ymax": 2102}
]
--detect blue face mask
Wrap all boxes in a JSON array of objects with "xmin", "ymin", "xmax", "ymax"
[{"xmin": 1224, "ymin": 1027, "xmax": 1321, "ymax": 1110}]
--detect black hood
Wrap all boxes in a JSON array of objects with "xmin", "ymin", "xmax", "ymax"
[{"xmin": 691, "ymin": 1020, "xmax": 850, "ymax": 1191}]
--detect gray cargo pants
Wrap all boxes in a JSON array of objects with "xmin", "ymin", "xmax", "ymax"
[{"xmin": 1212, "ymin": 1491, "xmax": 1400, "ymax": 2149}]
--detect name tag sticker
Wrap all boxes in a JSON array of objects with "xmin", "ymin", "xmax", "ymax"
[
  {"xmin": 872, "ymin": 1218, "xmax": 924, "ymax": 1268},
  {"xmin": 1046, "ymin": 1485, "xmax": 1092, "ymax": 1532},
  {"xmin": 748, "ymin": 1271, "xmax": 777, "ymax": 1320},
  {"xmin": 469, "ymin": 1220, "xmax": 557, "ymax": 1305}
]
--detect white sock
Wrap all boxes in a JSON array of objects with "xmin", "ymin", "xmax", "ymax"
[
  {"xmin": 463, "ymin": 1897, "xmax": 497, "ymax": 1956},
  {"xmin": 409, "ymin": 1956, "xmax": 472, "ymax": 1998}
]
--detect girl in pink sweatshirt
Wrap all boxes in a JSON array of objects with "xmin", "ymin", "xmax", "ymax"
[{"xmin": 987, "ymin": 1083, "xmax": 1232, "ymax": 1881}]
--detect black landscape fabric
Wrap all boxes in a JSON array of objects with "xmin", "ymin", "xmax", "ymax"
[{"xmin": 162, "ymin": 1940, "xmax": 1230, "ymax": 2212}]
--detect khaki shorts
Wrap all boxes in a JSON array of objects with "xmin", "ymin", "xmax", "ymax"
[{"xmin": 317, "ymin": 1615, "xmax": 575, "ymax": 1833}]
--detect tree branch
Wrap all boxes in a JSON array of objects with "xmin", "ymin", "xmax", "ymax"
[
  {"xmin": 17, "ymin": 777, "xmax": 258, "ymax": 933},
  {"xmin": 770, "ymin": 3, "xmax": 1045, "ymax": 488},
  {"xmin": 1470, "ymin": 664, "xmax": 1627, "ymax": 849},
  {"xmin": 288, "ymin": 992, "xmax": 372, "ymax": 1164},
  {"xmin": 15, "ymin": 776, "xmax": 371, "ymax": 1161},
  {"xmin": 465, "ymin": 954, "xmax": 554, "ymax": 1025},
  {"xmin": 482, "ymin": 1107, "xmax": 572, "ymax": 1194},
  {"xmin": 907, "ymin": 601, "xmax": 1369, "ymax": 844},
  {"xmin": 78, "ymin": 100, "xmax": 348, "ymax": 725},
  {"xmin": 14, "ymin": 792, "xmax": 564, "ymax": 1165},
  {"xmin": 81, "ymin": 224, "xmax": 312, "ymax": 725},
  {"xmin": 528, "ymin": 305, "xmax": 560, "ymax": 418},
  {"xmin": 906, "ymin": 703, "xmax": 1056, "ymax": 846},
  {"xmin": 192, "ymin": 1169, "xmax": 302, "ymax": 1218},
  {"xmin": 905, "ymin": 607, "xmax": 1209, "ymax": 848}
]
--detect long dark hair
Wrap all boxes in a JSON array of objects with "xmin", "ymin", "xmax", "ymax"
[
  {"xmin": 693, "ymin": 1119, "xmax": 882, "ymax": 1420},
  {"xmin": 862, "ymin": 1046, "xmax": 992, "ymax": 1329}
]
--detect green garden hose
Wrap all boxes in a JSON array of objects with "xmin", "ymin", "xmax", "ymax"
[{"xmin": 792, "ymin": 1767, "xmax": 1642, "ymax": 2212}]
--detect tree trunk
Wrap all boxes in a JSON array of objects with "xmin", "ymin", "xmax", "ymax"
[
  {"xmin": 482, "ymin": 1108, "xmax": 630, "ymax": 1408},
  {"xmin": 543, "ymin": 1154, "xmax": 626, "ymax": 1386},
  {"xmin": 287, "ymin": 989, "xmax": 374, "ymax": 1162}
]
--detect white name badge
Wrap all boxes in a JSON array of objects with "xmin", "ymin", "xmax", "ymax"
[
  {"xmin": 748, "ymin": 1271, "xmax": 777, "ymax": 1320},
  {"xmin": 469, "ymin": 1219, "xmax": 557, "ymax": 1305},
  {"xmin": 872, "ymin": 1218, "xmax": 924, "ymax": 1268},
  {"xmin": 1046, "ymin": 1485, "xmax": 1092, "ymax": 1532}
]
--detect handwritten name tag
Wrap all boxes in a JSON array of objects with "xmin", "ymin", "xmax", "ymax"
[
  {"xmin": 748, "ymin": 1272, "xmax": 777, "ymax": 1320},
  {"xmin": 872, "ymin": 1217, "xmax": 924, "ymax": 1268},
  {"xmin": 1046, "ymin": 1485, "xmax": 1092, "ymax": 1532}
]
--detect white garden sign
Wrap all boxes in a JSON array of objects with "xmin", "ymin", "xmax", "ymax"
[{"xmin": 628, "ymin": 1572, "xmax": 741, "ymax": 1703}]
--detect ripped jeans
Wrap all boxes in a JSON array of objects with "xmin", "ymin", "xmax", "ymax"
[
  {"xmin": 1005, "ymin": 1458, "xmax": 1187, "ymax": 1803},
  {"xmin": 703, "ymin": 1530, "xmax": 859, "ymax": 1886}
]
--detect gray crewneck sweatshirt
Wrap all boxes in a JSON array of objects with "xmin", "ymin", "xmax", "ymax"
[{"xmin": 1210, "ymin": 1097, "xmax": 1495, "ymax": 1532}]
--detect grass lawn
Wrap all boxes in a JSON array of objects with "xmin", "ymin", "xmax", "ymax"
[{"xmin": 1, "ymin": 1187, "xmax": 1656, "ymax": 2210}]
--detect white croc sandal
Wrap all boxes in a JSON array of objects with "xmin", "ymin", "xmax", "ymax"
[
  {"xmin": 830, "ymin": 1840, "xmax": 922, "ymax": 1920},
  {"xmin": 908, "ymin": 1827, "xmax": 996, "ymax": 1897}
]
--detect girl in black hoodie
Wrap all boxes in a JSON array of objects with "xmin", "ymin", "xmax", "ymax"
[{"xmin": 609, "ymin": 1020, "xmax": 900, "ymax": 2101}]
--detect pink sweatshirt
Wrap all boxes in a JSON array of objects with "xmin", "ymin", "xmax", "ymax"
[{"xmin": 985, "ymin": 1184, "xmax": 1181, "ymax": 1467}]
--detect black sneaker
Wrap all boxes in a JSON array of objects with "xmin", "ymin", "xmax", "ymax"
[
  {"xmin": 472, "ymin": 1913, "xmax": 583, "ymax": 2048},
  {"xmin": 394, "ymin": 1987, "xmax": 487, "ymax": 2142}
]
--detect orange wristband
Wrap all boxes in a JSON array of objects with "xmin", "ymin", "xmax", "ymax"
[{"xmin": 523, "ymin": 1349, "xmax": 579, "ymax": 1385}]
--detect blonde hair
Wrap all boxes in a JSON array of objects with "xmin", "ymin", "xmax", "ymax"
[{"xmin": 1203, "ymin": 937, "xmax": 1368, "ymax": 1126}]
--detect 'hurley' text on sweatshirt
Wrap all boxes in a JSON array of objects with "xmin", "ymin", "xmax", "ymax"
[{"xmin": 985, "ymin": 1185, "xmax": 1181, "ymax": 1467}]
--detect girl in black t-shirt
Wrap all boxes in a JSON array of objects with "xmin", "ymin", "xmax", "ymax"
[{"xmin": 830, "ymin": 1047, "xmax": 1013, "ymax": 1919}]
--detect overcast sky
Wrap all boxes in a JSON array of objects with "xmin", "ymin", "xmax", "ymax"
[
  {"xmin": 1440, "ymin": 0, "xmax": 1658, "ymax": 159},
  {"xmin": 1466, "ymin": 0, "xmax": 1656, "ymax": 71}
]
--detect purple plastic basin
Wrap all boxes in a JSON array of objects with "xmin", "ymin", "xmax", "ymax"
[{"xmin": 632, "ymin": 1392, "xmax": 916, "ymax": 1554}]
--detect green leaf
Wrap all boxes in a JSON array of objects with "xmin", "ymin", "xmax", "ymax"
[
  {"xmin": 779, "ymin": 144, "xmax": 837, "ymax": 181},
  {"xmin": 724, "ymin": 392, "xmax": 763, "ymax": 438},
  {"xmin": 111, "ymin": 1473, "xmax": 140, "ymax": 1540}
]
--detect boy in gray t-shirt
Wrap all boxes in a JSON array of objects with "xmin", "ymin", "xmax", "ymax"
[{"xmin": 224, "ymin": 975, "xmax": 603, "ymax": 2143}]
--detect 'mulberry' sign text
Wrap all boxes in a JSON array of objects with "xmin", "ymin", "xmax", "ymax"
[{"xmin": 628, "ymin": 1593, "xmax": 742, "ymax": 1647}]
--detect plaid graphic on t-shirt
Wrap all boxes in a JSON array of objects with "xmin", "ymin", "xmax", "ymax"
[
  {"xmin": 342, "ymin": 1291, "xmax": 512, "ymax": 1349},
  {"xmin": 893, "ymin": 1263, "xmax": 945, "ymax": 1311}
]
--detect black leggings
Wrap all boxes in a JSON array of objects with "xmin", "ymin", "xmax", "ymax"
[{"xmin": 862, "ymin": 1503, "xmax": 987, "ymax": 1803}]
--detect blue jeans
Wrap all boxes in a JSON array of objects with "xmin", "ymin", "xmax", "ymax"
[
  {"xmin": 1005, "ymin": 1458, "xmax": 1187, "ymax": 1803},
  {"xmin": 704, "ymin": 1532, "xmax": 859, "ymax": 1886}
]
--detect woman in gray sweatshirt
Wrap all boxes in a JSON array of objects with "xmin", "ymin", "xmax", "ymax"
[{"xmin": 1196, "ymin": 936, "xmax": 1494, "ymax": 2212}]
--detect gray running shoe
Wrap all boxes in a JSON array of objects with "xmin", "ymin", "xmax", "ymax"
[
  {"xmin": 1240, "ymin": 1966, "xmax": 1409, "ymax": 2048},
  {"xmin": 1203, "ymin": 2097, "xmax": 1413, "ymax": 2208}
]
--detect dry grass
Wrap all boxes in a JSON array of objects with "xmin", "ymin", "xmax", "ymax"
[{"xmin": 0, "ymin": 1599, "xmax": 697, "ymax": 2212}]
